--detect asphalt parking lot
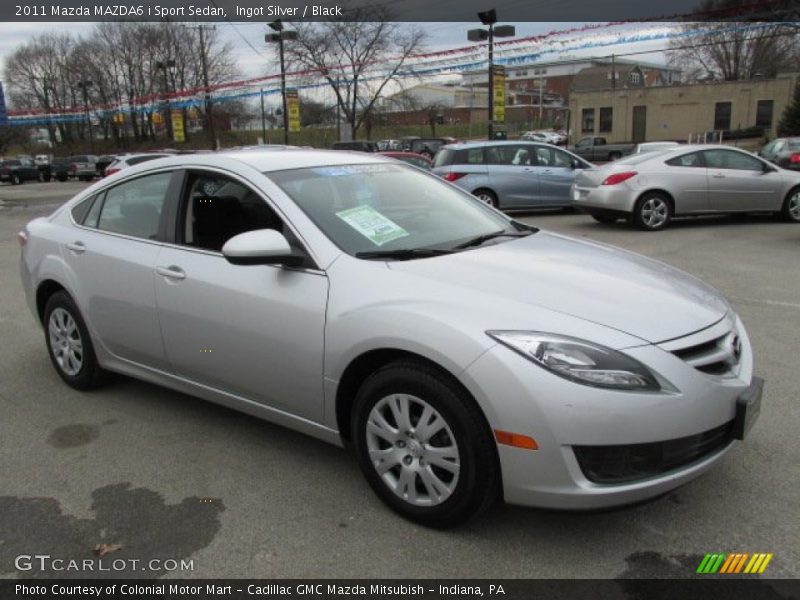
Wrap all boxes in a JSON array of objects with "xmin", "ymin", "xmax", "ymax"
[{"xmin": 0, "ymin": 180, "xmax": 798, "ymax": 581}]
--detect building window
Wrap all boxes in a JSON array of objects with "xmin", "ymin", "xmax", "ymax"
[
  {"xmin": 629, "ymin": 71, "xmax": 641, "ymax": 85},
  {"xmin": 582, "ymin": 108, "xmax": 595, "ymax": 134},
  {"xmin": 599, "ymin": 107, "xmax": 613, "ymax": 133},
  {"xmin": 756, "ymin": 100, "xmax": 774, "ymax": 129},
  {"xmin": 714, "ymin": 102, "xmax": 732, "ymax": 131}
]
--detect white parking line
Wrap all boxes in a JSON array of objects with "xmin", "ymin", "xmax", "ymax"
[{"xmin": 730, "ymin": 297, "xmax": 800, "ymax": 310}]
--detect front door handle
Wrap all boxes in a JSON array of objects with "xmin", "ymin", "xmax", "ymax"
[
  {"xmin": 66, "ymin": 241, "xmax": 85, "ymax": 254},
  {"xmin": 156, "ymin": 265, "xmax": 186, "ymax": 280}
]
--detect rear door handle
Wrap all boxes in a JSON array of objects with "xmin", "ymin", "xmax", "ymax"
[
  {"xmin": 66, "ymin": 241, "xmax": 85, "ymax": 254},
  {"xmin": 156, "ymin": 265, "xmax": 186, "ymax": 280}
]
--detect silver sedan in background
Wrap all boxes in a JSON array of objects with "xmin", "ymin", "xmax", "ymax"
[
  {"xmin": 572, "ymin": 144, "xmax": 800, "ymax": 230},
  {"xmin": 19, "ymin": 150, "xmax": 762, "ymax": 527}
]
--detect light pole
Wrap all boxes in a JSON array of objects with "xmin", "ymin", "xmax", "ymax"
[
  {"xmin": 266, "ymin": 20, "xmax": 297, "ymax": 145},
  {"xmin": 155, "ymin": 59, "xmax": 176, "ymax": 141},
  {"xmin": 468, "ymin": 9, "xmax": 514, "ymax": 140},
  {"xmin": 76, "ymin": 80, "xmax": 94, "ymax": 153}
]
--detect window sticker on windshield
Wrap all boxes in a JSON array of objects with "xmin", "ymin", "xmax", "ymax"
[
  {"xmin": 312, "ymin": 164, "xmax": 396, "ymax": 177},
  {"xmin": 336, "ymin": 205, "xmax": 409, "ymax": 246}
]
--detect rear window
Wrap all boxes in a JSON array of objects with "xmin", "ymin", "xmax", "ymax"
[
  {"xmin": 433, "ymin": 147, "xmax": 484, "ymax": 168},
  {"xmin": 788, "ymin": 140, "xmax": 800, "ymax": 151},
  {"xmin": 2, "ymin": 160, "xmax": 21, "ymax": 166}
]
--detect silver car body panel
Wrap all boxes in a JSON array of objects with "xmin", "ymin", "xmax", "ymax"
[
  {"xmin": 20, "ymin": 150, "xmax": 758, "ymax": 509},
  {"xmin": 572, "ymin": 144, "xmax": 800, "ymax": 216}
]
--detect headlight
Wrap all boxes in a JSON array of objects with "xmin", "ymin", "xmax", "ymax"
[{"xmin": 487, "ymin": 331, "xmax": 673, "ymax": 392}]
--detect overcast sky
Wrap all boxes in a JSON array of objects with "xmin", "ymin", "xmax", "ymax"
[{"xmin": 0, "ymin": 21, "xmax": 670, "ymax": 82}]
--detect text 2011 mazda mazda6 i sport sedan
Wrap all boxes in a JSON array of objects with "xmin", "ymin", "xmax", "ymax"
[{"xmin": 19, "ymin": 150, "xmax": 763, "ymax": 527}]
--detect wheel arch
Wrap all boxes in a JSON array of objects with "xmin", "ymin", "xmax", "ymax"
[
  {"xmin": 36, "ymin": 279, "xmax": 68, "ymax": 324},
  {"xmin": 335, "ymin": 348, "xmax": 489, "ymax": 445}
]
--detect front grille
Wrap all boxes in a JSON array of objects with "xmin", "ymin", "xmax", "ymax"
[
  {"xmin": 662, "ymin": 320, "xmax": 742, "ymax": 377},
  {"xmin": 573, "ymin": 420, "xmax": 734, "ymax": 484}
]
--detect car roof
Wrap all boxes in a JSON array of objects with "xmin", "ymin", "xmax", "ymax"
[
  {"xmin": 115, "ymin": 149, "xmax": 391, "ymax": 174},
  {"xmin": 444, "ymin": 140, "xmax": 558, "ymax": 150}
]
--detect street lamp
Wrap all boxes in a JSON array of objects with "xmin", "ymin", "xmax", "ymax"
[
  {"xmin": 467, "ymin": 9, "xmax": 514, "ymax": 140},
  {"xmin": 266, "ymin": 20, "xmax": 297, "ymax": 145},
  {"xmin": 76, "ymin": 80, "xmax": 94, "ymax": 153},
  {"xmin": 155, "ymin": 59, "xmax": 176, "ymax": 141}
]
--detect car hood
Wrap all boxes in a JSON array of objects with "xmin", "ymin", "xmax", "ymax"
[{"xmin": 388, "ymin": 231, "xmax": 728, "ymax": 344}]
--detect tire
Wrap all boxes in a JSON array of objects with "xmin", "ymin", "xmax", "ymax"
[
  {"xmin": 43, "ymin": 291, "xmax": 107, "ymax": 391},
  {"xmin": 591, "ymin": 213, "xmax": 618, "ymax": 224},
  {"xmin": 58, "ymin": 173, "xmax": 68, "ymax": 182},
  {"xmin": 473, "ymin": 188, "xmax": 498, "ymax": 208},
  {"xmin": 780, "ymin": 187, "xmax": 800, "ymax": 223},
  {"xmin": 351, "ymin": 360, "xmax": 500, "ymax": 528},
  {"xmin": 633, "ymin": 192, "xmax": 672, "ymax": 231},
  {"xmin": 11, "ymin": 173, "xmax": 21, "ymax": 185}
]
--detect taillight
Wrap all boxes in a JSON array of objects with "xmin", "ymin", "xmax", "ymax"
[
  {"xmin": 69, "ymin": 163, "xmax": 77, "ymax": 171},
  {"xmin": 105, "ymin": 167, "xmax": 120, "ymax": 176},
  {"xmin": 789, "ymin": 153, "xmax": 800, "ymax": 164},
  {"xmin": 17, "ymin": 231, "xmax": 27, "ymax": 247},
  {"xmin": 601, "ymin": 171, "xmax": 638, "ymax": 186},
  {"xmin": 444, "ymin": 172, "xmax": 466, "ymax": 182}
]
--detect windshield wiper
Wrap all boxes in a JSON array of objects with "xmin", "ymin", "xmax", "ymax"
[
  {"xmin": 453, "ymin": 229, "xmax": 533, "ymax": 250},
  {"xmin": 355, "ymin": 248, "xmax": 454, "ymax": 261}
]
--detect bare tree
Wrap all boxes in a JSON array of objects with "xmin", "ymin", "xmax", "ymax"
[
  {"xmin": 285, "ymin": 7, "xmax": 425, "ymax": 139},
  {"xmin": 667, "ymin": 9, "xmax": 799, "ymax": 82}
]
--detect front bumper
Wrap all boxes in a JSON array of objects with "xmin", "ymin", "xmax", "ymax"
[{"xmin": 459, "ymin": 325, "xmax": 759, "ymax": 509}]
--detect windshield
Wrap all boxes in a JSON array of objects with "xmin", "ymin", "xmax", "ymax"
[{"xmin": 267, "ymin": 163, "xmax": 516, "ymax": 256}]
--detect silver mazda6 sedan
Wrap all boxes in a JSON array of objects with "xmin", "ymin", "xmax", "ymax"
[
  {"xmin": 19, "ymin": 150, "xmax": 763, "ymax": 527},
  {"xmin": 572, "ymin": 144, "xmax": 800, "ymax": 230}
]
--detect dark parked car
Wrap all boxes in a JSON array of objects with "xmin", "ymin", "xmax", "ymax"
[
  {"xmin": 379, "ymin": 151, "xmax": 433, "ymax": 170},
  {"xmin": 95, "ymin": 155, "xmax": 117, "ymax": 177},
  {"xmin": 567, "ymin": 137, "xmax": 635, "ymax": 161},
  {"xmin": 331, "ymin": 141, "xmax": 379, "ymax": 152},
  {"xmin": 407, "ymin": 137, "xmax": 456, "ymax": 159},
  {"xmin": 66, "ymin": 155, "xmax": 98, "ymax": 181},
  {"xmin": 0, "ymin": 158, "xmax": 41, "ymax": 185},
  {"xmin": 759, "ymin": 137, "xmax": 800, "ymax": 171}
]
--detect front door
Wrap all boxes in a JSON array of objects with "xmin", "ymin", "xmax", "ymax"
[
  {"xmin": 531, "ymin": 145, "xmax": 580, "ymax": 206},
  {"xmin": 632, "ymin": 106, "xmax": 647, "ymax": 143},
  {"xmin": 153, "ymin": 169, "xmax": 328, "ymax": 421},
  {"xmin": 486, "ymin": 144, "xmax": 540, "ymax": 208},
  {"xmin": 703, "ymin": 149, "xmax": 783, "ymax": 212}
]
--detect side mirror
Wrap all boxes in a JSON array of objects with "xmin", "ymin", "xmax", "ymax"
[
  {"xmin": 571, "ymin": 159, "xmax": 582, "ymax": 170},
  {"xmin": 222, "ymin": 229, "xmax": 304, "ymax": 267},
  {"xmin": 762, "ymin": 162, "xmax": 777, "ymax": 174}
]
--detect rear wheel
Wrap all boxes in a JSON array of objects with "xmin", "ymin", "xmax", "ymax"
[
  {"xmin": 633, "ymin": 192, "xmax": 672, "ymax": 231},
  {"xmin": 58, "ymin": 173, "xmax": 68, "ymax": 182},
  {"xmin": 780, "ymin": 187, "xmax": 800, "ymax": 223},
  {"xmin": 473, "ymin": 188, "xmax": 498, "ymax": 208},
  {"xmin": 44, "ymin": 291, "xmax": 107, "ymax": 390},
  {"xmin": 352, "ymin": 360, "xmax": 499, "ymax": 528},
  {"xmin": 11, "ymin": 173, "xmax": 21, "ymax": 185}
]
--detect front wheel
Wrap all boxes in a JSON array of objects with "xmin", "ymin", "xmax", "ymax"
[
  {"xmin": 44, "ymin": 291, "xmax": 107, "ymax": 390},
  {"xmin": 633, "ymin": 192, "xmax": 672, "ymax": 231},
  {"xmin": 352, "ymin": 361, "xmax": 499, "ymax": 528},
  {"xmin": 781, "ymin": 187, "xmax": 800, "ymax": 223}
]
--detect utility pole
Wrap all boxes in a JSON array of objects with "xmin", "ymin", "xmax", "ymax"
[
  {"xmin": 260, "ymin": 88, "xmax": 267, "ymax": 144},
  {"xmin": 611, "ymin": 54, "xmax": 616, "ymax": 90},
  {"xmin": 538, "ymin": 76, "xmax": 544, "ymax": 126},
  {"xmin": 77, "ymin": 80, "xmax": 94, "ymax": 154},
  {"xmin": 190, "ymin": 24, "xmax": 217, "ymax": 150},
  {"xmin": 266, "ymin": 20, "xmax": 297, "ymax": 145}
]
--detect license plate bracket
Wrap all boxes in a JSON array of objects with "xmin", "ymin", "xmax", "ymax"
[{"xmin": 733, "ymin": 376, "xmax": 764, "ymax": 440}]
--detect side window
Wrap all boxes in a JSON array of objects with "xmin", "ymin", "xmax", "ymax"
[
  {"xmin": 464, "ymin": 148, "xmax": 484, "ymax": 164},
  {"xmin": 181, "ymin": 172, "xmax": 285, "ymax": 253},
  {"xmin": 666, "ymin": 152, "xmax": 704, "ymax": 168},
  {"xmin": 534, "ymin": 147, "xmax": 573, "ymax": 168},
  {"xmin": 71, "ymin": 194, "xmax": 96, "ymax": 224},
  {"xmin": 704, "ymin": 150, "xmax": 762, "ymax": 171},
  {"xmin": 486, "ymin": 145, "xmax": 532, "ymax": 166},
  {"xmin": 84, "ymin": 192, "xmax": 105, "ymax": 228},
  {"xmin": 96, "ymin": 172, "xmax": 172, "ymax": 239}
]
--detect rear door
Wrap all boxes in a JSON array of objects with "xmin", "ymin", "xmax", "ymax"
[
  {"xmin": 486, "ymin": 144, "xmax": 540, "ymax": 208},
  {"xmin": 63, "ymin": 170, "xmax": 178, "ymax": 369},
  {"xmin": 153, "ymin": 168, "xmax": 328, "ymax": 421},
  {"xmin": 703, "ymin": 149, "xmax": 783, "ymax": 211}
]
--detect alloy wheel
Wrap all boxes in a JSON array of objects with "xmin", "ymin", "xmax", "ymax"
[
  {"xmin": 641, "ymin": 197, "xmax": 669, "ymax": 229},
  {"xmin": 789, "ymin": 191, "xmax": 800, "ymax": 221},
  {"xmin": 475, "ymin": 193, "xmax": 496, "ymax": 206},
  {"xmin": 48, "ymin": 308, "xmax": 84, "ymax": 376},
  {"xmin": 365, "ymin": 393, "xmax": 460, "ymax": 507}
]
